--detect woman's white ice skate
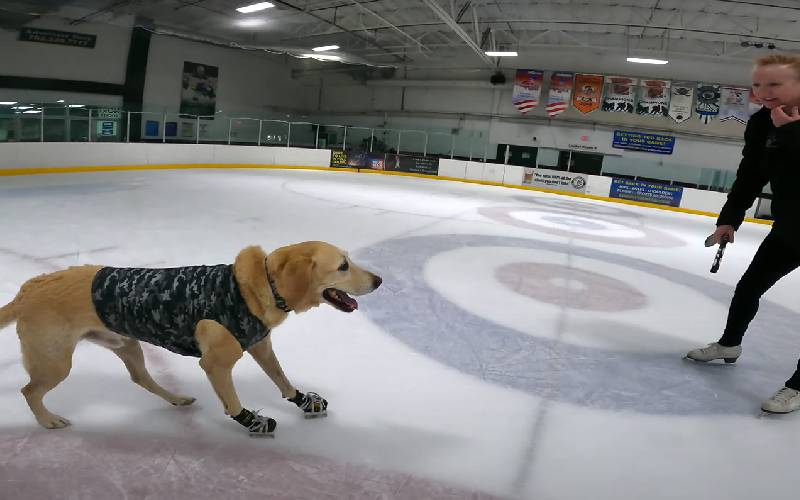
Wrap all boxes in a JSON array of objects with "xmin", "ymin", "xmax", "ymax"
[{"xmin": 685, "ymin": 342, "xmax": 742, "ymax": 364}]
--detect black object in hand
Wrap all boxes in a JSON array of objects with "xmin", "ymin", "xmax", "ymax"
[{"xmin": 710, "ymin": 236, "xmax": 729, "ymax": 273}]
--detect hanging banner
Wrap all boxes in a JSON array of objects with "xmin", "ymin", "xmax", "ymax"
[
  {"xmin": 696, "ymin": 83, "xmax": 721, "ymax": 125},
  {"xmin": 512, "ymin": 69, "xmax": 544, "ymax": 114},
  {"xmin": 636, "ymin": 79, "xmax": 671, "ymax": 117},
  {"xmin": 546, "ymin": 72, "xmax": 574, "ymax": 117},
  {"xmin": 572, "ymin": 74, "xmax": 604, "ymax": 114},
  {"xmin": 668, "ymin": 82, "xmax": 694, "ymax": 123},
  {"xmin": 719, "ymin": 86, "xmax": 750, "ymax": 124},
  {"xmin": 602, "ymin": 76, "xmax": 637, "ymax": 113}
]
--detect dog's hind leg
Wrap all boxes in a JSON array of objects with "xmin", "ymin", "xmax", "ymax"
[
  {"xmin": 18, "ymin": 321, "xmax": 77, "ymax": 429},
  {"xmin": 111, "ymin": 338, "xmax": 196, "ymax": 406}
]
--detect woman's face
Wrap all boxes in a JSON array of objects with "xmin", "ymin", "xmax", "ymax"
[{"xmin": 751, "ymin": 64, "xmax": 800, "ymax": 109}]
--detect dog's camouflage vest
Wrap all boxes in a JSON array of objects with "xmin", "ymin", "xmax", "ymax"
[{"xmin": 91, "ymin": 265, "xmax": 270, "ymax": 357}]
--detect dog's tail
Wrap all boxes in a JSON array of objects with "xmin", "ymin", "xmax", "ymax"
[{"xmin": 0, "ymin": 294, "xmax": 19, "ymax": 330}]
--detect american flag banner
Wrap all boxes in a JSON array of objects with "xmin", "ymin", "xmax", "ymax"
[
  {"xmin": 512, "ymin": 69, "xmax": 543, "ymax": 114},
  {"xmin": 546, "ymin": 72, "xmax": 574, "ymax": 117}
]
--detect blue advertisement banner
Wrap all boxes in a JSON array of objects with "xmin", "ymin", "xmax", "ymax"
[
  {"xmin": 612, "ymin": 130, "xmax": 675, "ymax": 154},
  {"xmin": 609, "ymin": 178, "xmax": 683, "ymax": 207}
]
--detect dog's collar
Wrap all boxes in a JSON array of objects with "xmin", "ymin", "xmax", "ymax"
[{"xmin": 264, "ymin": 257, "xmax": 292, "ymax": 313}]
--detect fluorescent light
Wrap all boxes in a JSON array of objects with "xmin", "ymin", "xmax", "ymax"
[
  {"xmin": 23, "ymin": 110, "xmax": 41, "ymax": 114},
  {"xmin": 13, "ymin": 105, "xmax": 33, "ymax": 109},
  {"xmin": 0, "ymin": 101, "xmax": 17, "ymax": 105},
  {"xmin": 301, "ymin": 53, "xmax": 340, "ymax": 61},
  {"xmin": 236, "ymin": 2, "xmax": 273, "ymax": 13},
  {"xmin": 68, "ymin": 104, "xmax": 85, "ymax": 108},
  {"xmin": 485, "ymin": 51, "xmax": 518, "ymax": 57},
  {"xmin": 627, "ymin": 57, "xmax": 669, "ymax": 64},
  {"xmin": 312, "ymin": 45, "xmax": 339, "ymax": 52},
  {"xmin": 236, "ymin": 18, "xmax": 266, "ymax": 27}
]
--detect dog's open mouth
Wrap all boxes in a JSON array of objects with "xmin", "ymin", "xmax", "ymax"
[{"xmin": 322, "ymin": 288, "xmax": 358, "ymax": 312}]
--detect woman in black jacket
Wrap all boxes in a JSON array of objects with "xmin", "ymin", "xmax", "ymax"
[{"xmin": 687, "ymin": 54, "xmax": 800, "ymax": 414}]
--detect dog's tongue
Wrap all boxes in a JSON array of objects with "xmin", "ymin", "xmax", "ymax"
[{"xmin": 340, "ymin": 291, "xmax": 358, "ymax": 310}]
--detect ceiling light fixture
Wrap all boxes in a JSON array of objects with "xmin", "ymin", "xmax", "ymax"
[
  {"xmin": 627, "ymin": 57, "xmax": 669, "ymax": 65},
  {"xmin": 68, "ymin": 104, "xmax": 85, "ymax": 108},
  {"xmin": 312, "ymin": 45, "xmax": 339, "ymax": 52},
  {"xmin": 236, "ymin": 18, "xmax": 267, "ymax": 27},
  {"xmin": 301, "ymin": 53, "xmax": 341, "ymax": 61},
  {"xmin": 485, "ymin": 51, "xmax": 518, "ymax": 57},
  {"xmin": 0, "ymin": 101, "xmax": 17, "ymax": 105},
  {"xmin": 236, "ymin": 2, "xmax": 274, "ymax": 13}
]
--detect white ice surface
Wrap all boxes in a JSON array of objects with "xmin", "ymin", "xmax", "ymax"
[{"xmin": 0, "ymin": 169, "xmax": 798, "ymax": 500}]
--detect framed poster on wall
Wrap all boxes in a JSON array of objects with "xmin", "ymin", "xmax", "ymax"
[{"xmin": 180, "ymin": 61, "xmax": 218, "ymax": 117}]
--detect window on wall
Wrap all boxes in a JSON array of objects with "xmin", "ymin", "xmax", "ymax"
[{"xmin": 556, "ymin": 150, "xmax": 604, "ymax": 175}]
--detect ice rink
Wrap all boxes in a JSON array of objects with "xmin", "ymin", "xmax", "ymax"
[{"xmin": 1, "ymin": 168, "xmax": 798, "ymax": 499}]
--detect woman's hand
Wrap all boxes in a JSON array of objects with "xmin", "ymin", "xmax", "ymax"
[
  {"xmin": 771, "ymin": 105, "xmax": 800, "ymax": 127},
  {"xmin": 711, "ymin": 225, "xmax": 735, "ymax": 245}
]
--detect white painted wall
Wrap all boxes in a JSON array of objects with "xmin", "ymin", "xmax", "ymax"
[
  {"xmin": 0, "ymin": 17, "xmax": 132, "ymax": 84},
  {"xmin": 0, "ymin": 142, "xmax": 762, "ymax": 219},
  {"xmin": 0, "ymin": 143, "xmax": 330, "ymax": 169}
]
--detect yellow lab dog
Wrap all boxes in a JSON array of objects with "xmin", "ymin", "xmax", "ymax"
[{"xmin": 0, "ymin": 241, "xmax": 382, "ymax": 436}]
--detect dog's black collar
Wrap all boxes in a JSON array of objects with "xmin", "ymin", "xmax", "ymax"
[{"xmin": 265, "ymin": 257, "xmax": 292, "ymax": 313}]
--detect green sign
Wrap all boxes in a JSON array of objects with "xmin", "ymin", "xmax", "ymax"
[
  {"xmin": 96, "ymin": 108, "xmax": 122, "ymax": 120},
  {"xmin": 19, "ymin": 27, "xmax": 96, "ymax": 48},
  {"xmin": 96, "ymin": 121, "xmax": 117, "ymax": 137}
]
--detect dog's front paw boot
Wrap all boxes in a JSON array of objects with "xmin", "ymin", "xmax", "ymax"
[
  {"xmin": 288, "ymin": 390, "xmax": 328, "ymax": 419},
  {"xmin": 232, "ymin": 408, "xmax": 276, "ymax": 438}
]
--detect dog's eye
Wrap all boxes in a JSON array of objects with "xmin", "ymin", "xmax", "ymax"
[{"xmin": 338, "ymin": 261, "xmax": 349, "ymax": 272}]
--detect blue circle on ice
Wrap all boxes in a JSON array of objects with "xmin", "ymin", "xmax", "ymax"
[{"xmin": 355, "ymin": 234, "xmax": 800, "ymax": 415}]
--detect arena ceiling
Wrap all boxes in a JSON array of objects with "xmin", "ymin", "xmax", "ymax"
[{"xmin": 3, "ymin": 0, "xmax": 800, "ymax": 72}]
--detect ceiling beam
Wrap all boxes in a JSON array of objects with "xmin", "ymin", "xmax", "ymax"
[
  {"xmin": 421, "ymin": 0, "xmax": 494, "ymax": 67},
  {"xmin": 348, "ymin": 0, "xmax": 432, "ymax": 56}
]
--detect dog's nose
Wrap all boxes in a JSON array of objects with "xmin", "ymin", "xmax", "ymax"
[{"xmin": 372, "ymin": 275, "xmax": 382, "ymax": 289}]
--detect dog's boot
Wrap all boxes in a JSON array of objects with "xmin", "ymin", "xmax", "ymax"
[
  {"xmin": 232, "ymin": 408, "xmax": 277, "ymax": 437},
  {"xmin": 685, "ymin": 342, "xmax": 742, "ymax": 364},
  {"xmin": 288, "ymin": 390, "xmax": 328, "ymax": 419}
]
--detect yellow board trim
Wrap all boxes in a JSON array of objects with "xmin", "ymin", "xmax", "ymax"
[{"xmin": 0, "ymin": 163, "xmax": 772, "ymax": 226}]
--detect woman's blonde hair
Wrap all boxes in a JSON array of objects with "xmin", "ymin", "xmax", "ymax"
[{"xmin": 755, "ymin": 54, "xmax": 800, "ymax": 77}]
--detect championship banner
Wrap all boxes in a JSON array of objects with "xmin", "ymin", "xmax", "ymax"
[
  {"xmin": 696, "ymin": 83, "xmax": 721, "ymax": 125},
  {"xmin": 572, "ymin": 74, "xmax": 604, "ymax": 114},
  {"xmin": 602, "ymin": 76, "xmax": 637, "ymax": 113},
  {"xmin": 512, "ymin": 69, "xmax": 544, "ymax": 114},
  {"xmin": 719, "ymin": 86, "xmax": 750, "ymax": 124},
  {"xmin": 636, "ymin": 79, "xmax": 671, "ymax": 116},
  {"xmin": 668, "ymin": 82, "xmax": 694, "ymax": 123},
  {"xmin": 546, "ymin": 72, "xmax": 574, "ymax": 117}
]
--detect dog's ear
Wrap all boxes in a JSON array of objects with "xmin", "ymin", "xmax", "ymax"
[{"xmin": 276, "ymin": 255, "xmax": 316, "ymax": 309}]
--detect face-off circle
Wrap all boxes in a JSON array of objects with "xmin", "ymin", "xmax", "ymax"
[
  {"xmin": 356, "ymin": 234, "xmax": 799, "ymax": 415},
  {"xmin": 479, "ymin": 206, "xmax": 685, "ymax": 247}
]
